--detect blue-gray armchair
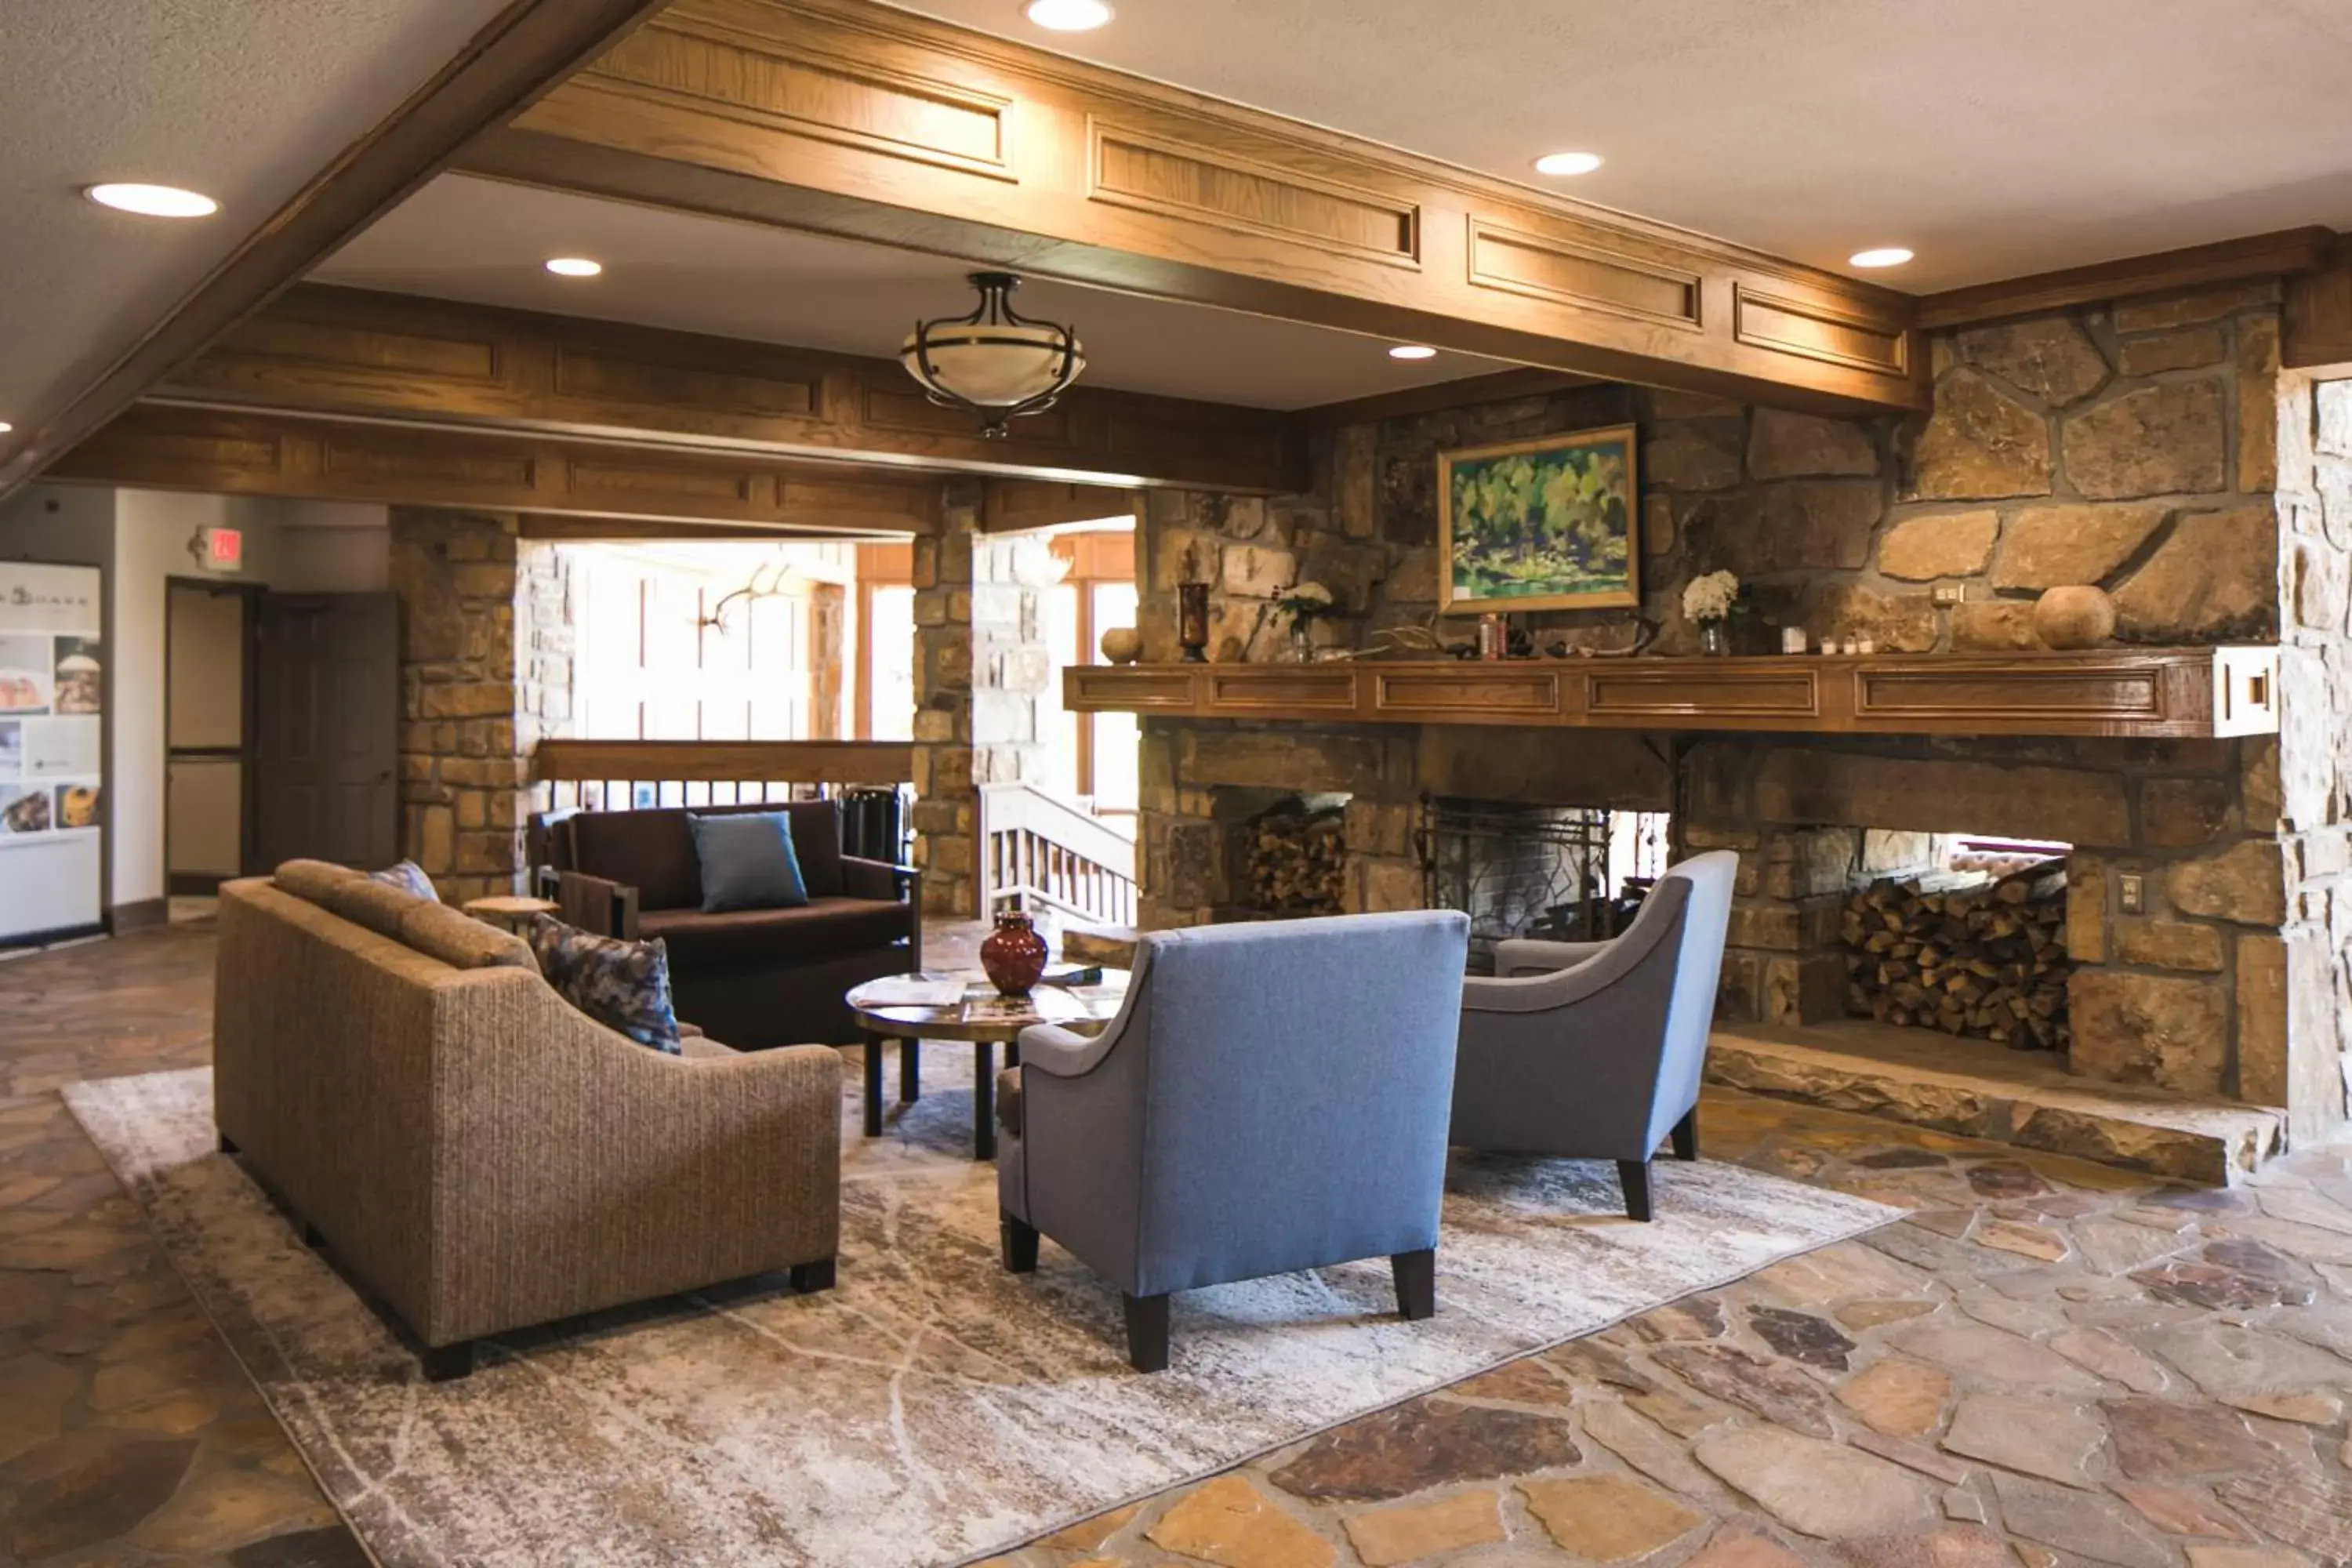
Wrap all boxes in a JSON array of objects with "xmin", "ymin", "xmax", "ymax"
[
  {"xmin": 1450, "ymin": 851, "xmax": 1738, "ymax": 1221},
  {"xmin": 996, "ymin": 910, "xmax": 1471, "ymax": 1371}
]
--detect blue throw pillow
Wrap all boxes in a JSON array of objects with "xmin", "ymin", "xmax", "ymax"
[
  {"xmin": 369, "ymin": 861, "xmax": 438, "ymax": 902},
  {"xmin": 688, "ymin": 811, "xmax": 809, "ymax": 913},
  {"xmin": 527, "ymin": 916, "xmax": 683, "ymax": 1054}
]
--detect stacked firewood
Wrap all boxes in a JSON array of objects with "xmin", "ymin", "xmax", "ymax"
[
  {"xmin": 1841, "ymin": 860, "xmax": 2071, "ymax": 1051},
  {"xmin": 1248, "ymin": 805, "xmax": 1346, "ymax": 915}
]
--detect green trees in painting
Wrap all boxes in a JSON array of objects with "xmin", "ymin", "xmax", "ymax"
[{"xmin": 1446, "ymin": 437, "xmax": 1633, "ymax": 602}]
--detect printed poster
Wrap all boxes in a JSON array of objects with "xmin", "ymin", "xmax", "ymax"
[{"xmin": 0, "ymin": 563, "xmax": 104, "ymax": 942}]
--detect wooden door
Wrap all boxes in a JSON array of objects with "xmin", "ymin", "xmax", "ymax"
[{"xmin": 252, "ymin": 593, "xmax": 398, "ymax": 870}]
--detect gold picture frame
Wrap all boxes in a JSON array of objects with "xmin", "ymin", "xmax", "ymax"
[{"xmin": 1437, "ymin": 423, "xmax": 1641, "ymax": 614}]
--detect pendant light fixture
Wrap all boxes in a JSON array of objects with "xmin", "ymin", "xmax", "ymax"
[{"xmin": 900, "ymin": 272, "xmax": 1084, "ymax": 438}]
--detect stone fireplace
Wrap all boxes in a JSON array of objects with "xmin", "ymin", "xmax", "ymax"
[{"xmin": 1111, "ymin": 277, "xmax": 2350, "ymax": 1178}]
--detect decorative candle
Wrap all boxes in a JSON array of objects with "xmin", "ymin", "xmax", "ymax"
[
  {"xmin": 1178, "ymin": 582, "xmax": 1210, "ymax": 662},
  {"xmin": 1781, "ymin": 626, "xmax": 1808, "ymax": 655}
]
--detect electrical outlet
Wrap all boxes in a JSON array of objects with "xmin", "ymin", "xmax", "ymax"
[
  {"xmin": 2118, "ymin": 873, "xmax": 2145, "ymax": 914},
  {"xmin": 1931, "ymin": 583, "xmax": 1965, "ymax": 605}
]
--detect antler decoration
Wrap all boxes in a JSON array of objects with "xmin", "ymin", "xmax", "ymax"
[{"xmin": 699, "ymin": 562, "xmax": 797, "ymax": 632}]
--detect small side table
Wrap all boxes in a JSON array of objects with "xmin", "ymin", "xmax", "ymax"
[{"xmin": 462, "ymin": 895, "xmax": 559, "ymax": 933}]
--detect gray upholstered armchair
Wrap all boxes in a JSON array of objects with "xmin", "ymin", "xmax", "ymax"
[
  {"xmin": 1451, "ymin": 851, "xmax": 1738, "ymax": 1221},
  {"xmin": 996, "ymin": 910, "xmax": 1471, "ymax": 1371}
]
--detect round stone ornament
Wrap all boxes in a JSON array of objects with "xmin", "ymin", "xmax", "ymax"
[{"xmin": 2032, "ymin": 584, "xmax": 2116, "ymax": 649}]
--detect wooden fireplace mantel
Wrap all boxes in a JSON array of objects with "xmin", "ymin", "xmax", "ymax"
[{"xmin": 1064, "ymin": 648, "xmax": 2281, "ymax": 739}]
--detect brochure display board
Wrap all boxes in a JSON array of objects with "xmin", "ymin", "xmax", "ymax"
[{"xmin": 0, "ymin": 563, "xmax": 104, "ymax": 942}]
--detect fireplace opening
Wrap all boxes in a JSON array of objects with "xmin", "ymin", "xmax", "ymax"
[
  {"xmin": 1839, "ymin": 833, "xmax": 2073, "ymax": 1052},
  {"xmin": 1421, "ymin": 798, "xmax": 1671, "ymax": 973}
]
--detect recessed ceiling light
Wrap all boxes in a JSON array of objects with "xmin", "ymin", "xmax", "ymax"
[
  {"xmin": 1388, "ymin": 345, "xmax": 1438, "ymax": 361},
  {"xmin": 1024, "ymin": 0, "xmax": 1112, "ymax": 29},
  {"xmin": 545, "ymin": 256, "xmax": 603, "ymax": 278},
  {"xmin": 0, "ymin": 422, "xmax": 13, "ymax": 435},
  {"xmin": 1849, "ymin": 247, "xmax": 1915, "ymax": 269},
  {"xmin": 1533, "ymin": 151, "xmax": 1603, "ymax": 177},
  {"xmin": 85, "ymin": 183, "xmax": 218, "ymax": 218}
]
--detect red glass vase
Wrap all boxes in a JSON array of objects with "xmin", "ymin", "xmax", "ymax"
[{"xmin": 980, "ymin": 910, "xmax": 1049, "ymax": 996}]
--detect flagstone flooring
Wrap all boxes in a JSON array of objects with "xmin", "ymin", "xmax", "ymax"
[{"xmin": 5, "ymin": 924, "xmax": 2351, "ymax": 1567}]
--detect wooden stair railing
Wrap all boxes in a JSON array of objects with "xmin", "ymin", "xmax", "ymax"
[{"xmin": 978, "ymin": 782, "xmax": 1138, "ymax": 927}]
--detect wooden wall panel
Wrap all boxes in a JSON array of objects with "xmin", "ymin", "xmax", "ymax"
[
  {"xmin": 50, "ymin": 404, "xmax": 939, "ymax": 534},
  {"xmin": 155, "ymin": 284, "xmax": 1301, "ymax": 493},
  {"xmin": 475, "ymin": 0, "xmax": 1926, "ymax": 416}
]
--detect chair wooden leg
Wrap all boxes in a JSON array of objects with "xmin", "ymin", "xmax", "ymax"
[
  {"xmin": 1670, "ymin": 1108, "xmax": 1699, "ymax": 1162},
  {"xmin": 789, "ymin": 1257, "xmax": 837, "ymax": 1293},
  {"xmin": 419, "ymin": 1341, "xmax": 474, "ymax": 1382},
  {"xmin": 1000, "ymin": 1211, "xmax": 1040, "ymax": 1274},
  {"xmin": 1618, "ymin": 1160, "xmax": 1654, "ymax": 1221},
  {"xmin": 216, "ymin": 1132, "xmax": 238, "ymax": 1155},
  {"xmin": 1123, "ymin": 1292, "xmax": 1171, "ymax": 1373},
  {"xmin": 1392, "ymin": 1248, "xmax": 1436, "ymax": 1321}
]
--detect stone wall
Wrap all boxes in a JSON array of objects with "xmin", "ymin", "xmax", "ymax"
[
  {"xmin": 387, "ymin": 508, "xmax": 538, "ymax": 902},
  {"xmin": 2270, "ymin": 369, "xmax": 2352, "ymax": 1142},
  {"xmin": 1142, "ymin": 281, "xmax": 2282, "ymax": 664},
  {"xmin": 909, "ymin": 488, "xmax": 1060, "ymax": 915},
  {"xmin": 1681, "ymin": 733, "xmax": 2281, "ymax": 1106},
  {"xmin": 1130, "ymin": 280, "xmax": 2336, "ymax": 1140}
]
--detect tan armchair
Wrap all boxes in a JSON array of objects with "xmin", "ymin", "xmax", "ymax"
[{"xmin": 212, "ymin": 870, "xmax": 841, "ymax": 1379}]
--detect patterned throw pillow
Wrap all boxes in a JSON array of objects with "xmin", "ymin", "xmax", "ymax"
[
  {"xmin": 526, "ymin": 916, "xmax": 683, "ymax": 1054},
  {"xmin": 368, "ymin": 861, "xmax": 439, "ymax": 902}
]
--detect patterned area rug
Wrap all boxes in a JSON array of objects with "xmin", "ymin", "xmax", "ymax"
[{"xmin": 67, "ymin": 1058, "xmax": 1900, "ymax": 1568}]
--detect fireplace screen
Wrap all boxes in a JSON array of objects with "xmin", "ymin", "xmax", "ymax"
[{"xmin": 1422, "ymin": 799, "xmax": 1669, "ymax": 973}]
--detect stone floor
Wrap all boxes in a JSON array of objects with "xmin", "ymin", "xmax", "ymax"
[{"xmin": 5, "ymin": 925, "xmax": 2352, "ymax": 1567}]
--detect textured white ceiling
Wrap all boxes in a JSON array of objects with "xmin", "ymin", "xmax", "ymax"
[
  {"xmin": 891, "ymin": 0, "xmax": 2352, "ymax": 292},
  {"xmin": 0, "ymin": 0, "xmax": 518, "ymax": 460},
  {"xmin": 314, "ymin": 176, "xmax": 1519, "ymax": 408}
]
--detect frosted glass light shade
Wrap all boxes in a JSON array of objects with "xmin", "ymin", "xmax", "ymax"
[{"xmin": 901, "ymin": 324, "xmax": 1085, "ymax": 408}]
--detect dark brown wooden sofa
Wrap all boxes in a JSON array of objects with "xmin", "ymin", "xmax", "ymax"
[{"xmin": 539, "ymin": 800, "xmax": 920, "ymax": 1048}]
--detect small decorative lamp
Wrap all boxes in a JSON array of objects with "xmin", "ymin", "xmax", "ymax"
[{"xmin": 900, "ymin": 272, "xmax": 1084, "ymax": 439}]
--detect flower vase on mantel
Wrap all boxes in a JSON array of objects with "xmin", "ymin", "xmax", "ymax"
[{"xmin": 1682, "ymin": 569, "xmax": 1742, "ymax": 659}]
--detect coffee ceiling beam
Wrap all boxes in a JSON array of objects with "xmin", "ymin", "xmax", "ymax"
[
  {"xmin": 0, "ymin": 0, "xmax": 673, "ymax": 499},
  {"xmin": 459, "ymin": 0, "xmax": 1926, "ymax": 417},
  {"xmin": 47, "ymin": 402, "xmax": 940, "ymax": 535},
  {"xmin": 148, "ymin": 284, "xmax": 1301, "ymax": 495}
]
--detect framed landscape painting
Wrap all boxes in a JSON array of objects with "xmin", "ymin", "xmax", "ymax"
[{"xmin": 1437, "ymin": 424, "xmax": 1640, "ymax": 613}]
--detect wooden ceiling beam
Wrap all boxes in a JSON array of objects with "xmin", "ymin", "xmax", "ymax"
[
  {"xmin": 0, "ymin": 0, "xmax": 673, "ymax": 498},
  {"xmin": 46, "ymin": 403, "xmax": 938, "ymax": 535},
  {"xmin": 151, "ymin": 282, "xmax": 1303, "ymax": 494},
  {"xmin": 1915, "ymin": 227, "xmax": 2337, "ymax": 331},
  {"xmin": 459, "ymin": 0, "xmax": 1926, "ymax": 417}
]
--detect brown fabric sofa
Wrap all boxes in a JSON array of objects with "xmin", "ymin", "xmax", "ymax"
[
  {"xmin": 212, "ymin": 860, "xmax": 842, "ymax": 1379},
  {"xmin": 540, "ymin": 800, "xmax": 919, "ymax": 1048}
]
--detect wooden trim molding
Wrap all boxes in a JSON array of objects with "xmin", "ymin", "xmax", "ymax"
[
  {"xmin": 2285, "ymin": 240, "xmax": 2352, "ymax": 370},
  {"xmin": 531, "ymin": 738, "xmax": 914, "ymax": 784},
  {"xmin": 0, "ymin": 0, "xmax": 671, "ymax": 498},
  {"xmin": 982, "ymin": 479, "xmax": 1136, "ymax": 533},
  {"xmin": 1290, "ymin": 368, "xmax": 1602, "ymax": 432},
  {"xmin": 150, "ymin": 283, "xmax": 1304, "ymax": 494},
  {"xmin": 1062, "ymin": 652, "xmax": 2273, "ymax": 740},
  {"xmin": 466, "ymin": 0, "xmax": 1926, "ymax": 416},
  {"xmin": 1916, "ymin": 227, "xmax": 2337, "ymax": 332},
  {"xmin": 49, "ymin": 403, "xmax": 941, "ymax": 534}
]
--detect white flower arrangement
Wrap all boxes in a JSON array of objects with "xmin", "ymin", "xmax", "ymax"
[
  {"xmin": 1275, "ymin": 580, "xmax": 1335, "ymax": 624},
  {"xmin": 1682, "ymin": 569, "xmax": 1741, "ymax": 623}
]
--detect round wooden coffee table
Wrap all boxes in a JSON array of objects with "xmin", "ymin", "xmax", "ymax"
[{"xmin": 846, "ymin": 971, "xmax": 1127, "ymax": 1160}]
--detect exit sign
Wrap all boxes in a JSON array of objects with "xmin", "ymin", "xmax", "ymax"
[{"xmin": 198, "ymin": 527, "xmax": 243, "ymax": 572}]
